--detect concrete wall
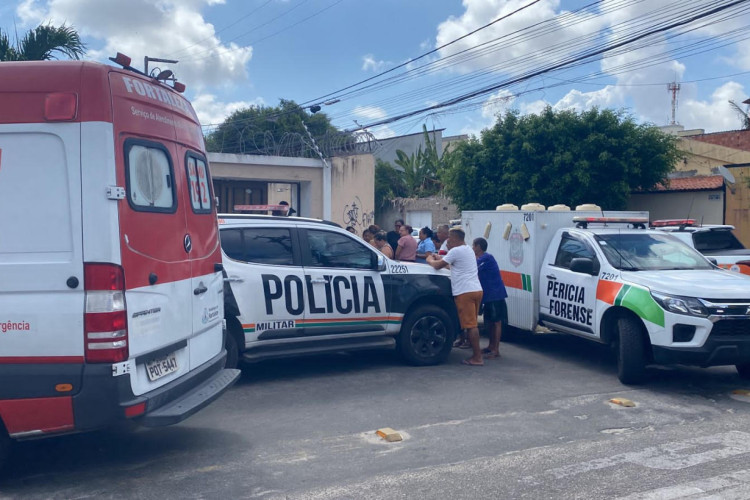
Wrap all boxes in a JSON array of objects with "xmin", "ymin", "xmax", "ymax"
[
  {"xmin": 374, "ymin": 129, "xmax": 444, "ymax": 167},
  {"xmin": 378, "ymin": 196, "xmax": 460, "ymax": 231},
  {"xmin": 627, "ymin": 190, "xmax": 724, "ymax": 224},
  {"xmin": 330, "ymin": 155, "xmax": 375, "ymax": 231}
]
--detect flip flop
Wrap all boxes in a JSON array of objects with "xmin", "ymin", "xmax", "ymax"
[
  {"xmin": 480, "ymin": 347, "xmax": 493, "ymax": 355},
  {"xmin": 461, "ymin": 359, "xmax": 483, "ymax": 366},
  {"xmin": 483, "ymin": 352, "xmax": 501, "ymax": 360}
]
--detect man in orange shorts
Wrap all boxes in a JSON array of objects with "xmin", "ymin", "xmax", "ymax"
[{"xmin": 427, "ymin": 227, "xmax": 484, "ymax": 365}]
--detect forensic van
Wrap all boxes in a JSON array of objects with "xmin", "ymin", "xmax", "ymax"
[
  {"xmin": 0, "ymin": 54, "xmax": 240, "ymax": 465},
  {"xmin": 463, "ymin": 204, "xmax": 750, "ymax": 384},
  {"xmin": 219, "ymin": 215, "xmax": 459, "ymax": 367}
]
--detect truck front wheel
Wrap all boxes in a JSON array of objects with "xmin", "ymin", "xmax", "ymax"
[
  {"xmin": 617, "ymin": 316, "xmax": 648, "ymax": 385},
  {"xmin": 398, "ymin": 305, "xmax": 454, "ymax": 366}
]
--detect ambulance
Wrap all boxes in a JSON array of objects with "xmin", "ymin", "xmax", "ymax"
[
  {"xmin": 463, "ymin": 204, "xmax": 750, "ymax": 384},
  {"xmin": 219, "ymin": 214, "xmax": 459, "ymax": 367},
  {"xmin": 0, "ymin": 54, "xmax": 240, "ymax": 466}
]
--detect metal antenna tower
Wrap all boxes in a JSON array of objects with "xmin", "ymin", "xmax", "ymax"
[{"xmin": 668, "ymin": 81, "xmax": 681, "ymax": 125}]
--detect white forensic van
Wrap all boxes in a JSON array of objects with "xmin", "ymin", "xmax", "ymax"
[
  {"xmin": 0, "ymin": 55, "xmax": 240, "ymax": 465},
  {"xmin": 219, "ymin": 215, "xmax": 460, "ymax": 367},
  {"xmin": 463, "ymin": 204, "xmax": 750, "ymax": 384}
]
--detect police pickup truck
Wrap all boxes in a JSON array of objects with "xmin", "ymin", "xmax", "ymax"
[
  {"xmin": 652, "ymin": 219, "xmax": 750, "ymax": 275},
  {"xmin": 463, "ymin": 208, "xmax": 750, "ymax": 384},
  {"xmin": 218, "ymin": 215, "xmax": 459, "ymax": 368}
]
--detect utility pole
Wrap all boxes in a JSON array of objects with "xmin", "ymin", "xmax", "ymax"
[
  {"xmin": 668, "ymin": 81, "xmax": 681, "ymax": 126},
  {"xmin": 301, "ymin": 121, "xmax": 332, "ymax": 221}
]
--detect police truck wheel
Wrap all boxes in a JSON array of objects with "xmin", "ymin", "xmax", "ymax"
[
  {"xmin": 736, "ymin": 363, "xmax": 750, "ymax": 379},
  {"xmin": 617, "ymin": 316, "xmax": 648, "ymax": 385},
  {"xmin": 398, "ymin": 305, "xmax": 454, "ymax": 366}
]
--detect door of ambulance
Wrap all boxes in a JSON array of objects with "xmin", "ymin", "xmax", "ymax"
[
  {"xmin": 0, "ymin": 124, "xmax": 85, "ymax": 376},
  {"xmin": 110, "ymin": 72, "xmax": 195, "ymax": 395},
  {"xmin": 539, "ymin": 232, "xmax": 599, "ymax": 337},
  {"xmin": 182, "ymin": 151, "xmax": 224, "ymax": 367},
  {"xmin": 220, "ymin": 224, "xmax": 306, "ymax": 344},
  {"xmin": 300, "ymin": 228, "xmax": 388, "ymax": 336}
]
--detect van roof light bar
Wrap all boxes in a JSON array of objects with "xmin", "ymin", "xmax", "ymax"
[{"xmin": 572, "ymin": 216, "xmax": 648, "ymax": 229}]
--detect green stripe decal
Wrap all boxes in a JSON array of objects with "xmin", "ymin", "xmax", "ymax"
[
  {"xmin": 619, "ymin": 286, "xmax": 665, "ymax": 327},
  {"xmin": 526, "ymin": 274, "xmax": 532, "ymax": 293},
  {"xmin": 614, "ymin": 284, "xmax": 630, "ymax": 306}
]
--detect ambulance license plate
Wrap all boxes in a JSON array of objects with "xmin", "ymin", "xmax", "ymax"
[{"xmin": 145, "ymin": 353, "xmax": 178, "ymax": 381}]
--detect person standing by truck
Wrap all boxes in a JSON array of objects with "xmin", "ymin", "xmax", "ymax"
[
  {"xmin": 473, "ymin": 237, "xmax": 508, "ymax": 360},
  {"xmin": 427, "ymin": 228, "xmax": 484, "ymax": 366}
]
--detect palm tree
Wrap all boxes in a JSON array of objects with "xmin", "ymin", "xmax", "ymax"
[
  {"xmin": 0, "ymin": 24, "xmax": 85, "ymax": 61},
  {"xmin": 728, "ymin": 100, "xmax": 750, "ymax": 130}
]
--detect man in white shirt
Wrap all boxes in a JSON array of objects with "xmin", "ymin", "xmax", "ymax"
[{"xmin": 426, "ymin": 227, "xmax": 484, "ymax": 366}]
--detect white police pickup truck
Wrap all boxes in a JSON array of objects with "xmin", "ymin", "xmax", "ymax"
[
  {"xmin": 652, "ymin": 219, "xmax": 750, "ymax": 276},
  {"xmin": 463, "ymin": 208, "xmax": 750, "ymax": 384},
  {"xmin": 218, "ymin": 215, "xmax": 459, "ymax": 368}
]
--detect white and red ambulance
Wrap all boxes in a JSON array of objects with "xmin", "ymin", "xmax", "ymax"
[{"xmin": 0, "ymin": 54, "xmax": 239, "ymax": 465}]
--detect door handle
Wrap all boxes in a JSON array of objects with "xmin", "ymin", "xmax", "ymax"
[
  {"xmin": 194, "ymin": 284, "xmax": 208, "ymax": 295},
  {"xmin": 310, "ymin": 278, "xmax": 327, "ymax": 284},
  {"xmin": 224, "ymin": 276, "xmax": 244, "ymax": 283},
  {"xmin": 546, "ymin": 274, "xmax": 557, "ymax": 280}
]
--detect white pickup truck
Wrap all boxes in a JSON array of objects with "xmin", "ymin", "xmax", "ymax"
[
  {"xmin": 463, "ymin": 207, "xmax": 750, "ymax": 384},
  {"xmin": 652, "ymin": 219, "xmax": 750, "ymax": 275}
]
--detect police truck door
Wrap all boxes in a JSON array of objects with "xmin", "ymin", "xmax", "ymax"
[
  {"xmin": 221, "ymin": 224, "xmax": 305, "ymax": 343},
  {"xmin": 300, "ymin": 229, "xmax": 388, "ymax": 336}
]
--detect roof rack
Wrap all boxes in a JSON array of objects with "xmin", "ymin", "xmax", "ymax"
[{"xmin": 573, "ymin": 216, "xmax": 648, "ymax": 229}]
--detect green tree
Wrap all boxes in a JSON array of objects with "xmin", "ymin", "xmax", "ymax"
[
  {"xmin": 374, "ymin": 159, "xmax": 408, "ymax": 209},
  {"xmin": 0, "ymin": 24, "xmax": 85, "ymax": 61},
  {"xmin": 205, "ymin": 99, "xmax": 343, "ymax": 155},
  {"xmin": 442, "ymin": 107, "xmax": 680, "ymax": 211},
  {"xmin": 392, "ymin": 125, "xmax": 449, "ymax": 198}
]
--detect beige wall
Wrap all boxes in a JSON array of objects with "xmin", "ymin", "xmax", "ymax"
[
  {"xmin": 330, "ymin": 155, "xmax": 375, "ymax": 231},
  {"xmin": 679, "ymin": 138, "xmax": 750, "ymax": 175},
  {"xmin": 628, "ymin": 190, "xmax": 724, "ymax": 224},
  {"xmin": 208, "ymin": 152, "xmax": 375, "ymax": 225}
]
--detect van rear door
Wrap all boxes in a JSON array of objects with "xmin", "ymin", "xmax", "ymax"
[
  {"xmin": 0, "ymin": 124, "xmax": 85, "ymax": 376},
  {"xmin": 183, "ymin": 150, "xmax": 223, "ymax": 369}
]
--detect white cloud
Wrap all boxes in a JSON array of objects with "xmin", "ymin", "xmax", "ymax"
[
  {"xmin": 362, "ymin": 54, "xmax": 389, "ymax": 72},
  {"xmin": 353, "ymin": 105, "xmax": 387, "ymax": 120},
  {"xmin": 435, "ymin": 0, "xmax": 607, "ymax": 75},
  {"xmin": 192, "ymin": 94, "xmax": 264, "ymax": 126},
  {"xmin": 552, "ymin": 85, "xmax": 622, "ymax": 113},
  {"xmin": 17, "ymin": 0, "xmax": 252, "ymax": 90},
  {"xmin": 369, "ymin": 124, "xmax": 396, "ymax": 140},
  {"xmin": 679, "ymin": 81, "xmax": 747, "ymax": 133},
  {"xmin": 460, "ymin": 89, "xmax": 515, "ymax": 137}
]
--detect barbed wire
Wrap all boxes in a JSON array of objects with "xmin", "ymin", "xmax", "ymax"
[{"xmin": 205, "ymin": 126, "xmax": 381, "ymax": 158}]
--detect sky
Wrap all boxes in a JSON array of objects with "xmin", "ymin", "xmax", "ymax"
[{"xmin": 4, "ymin": 0, "xmax": 750, "ymax": 141}]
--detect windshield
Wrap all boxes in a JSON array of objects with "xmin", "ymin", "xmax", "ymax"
[
  {"xmin": 595, "ymin": 232, "xmax": 713, "ymax": 271},
  {"xmin": 692, "ymin": 230, "xmax": 745, "ymax": 252}
]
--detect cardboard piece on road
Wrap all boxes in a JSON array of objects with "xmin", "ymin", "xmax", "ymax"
[
  {"xmin": 609, "ymin": 397, "xmax": 636, "ymax": 407},
  {"xmin": 376, "ymin": 428, "xmax": 403, "ymax": 442}
]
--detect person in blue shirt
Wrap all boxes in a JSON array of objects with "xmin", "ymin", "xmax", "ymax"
[
  {"xmin": 472, "ymin": 237, "xmax": 508, "ymax": 359},
  {"xmin": 416, "ymin": 227, "xmax": 436, "ymax": 263}
]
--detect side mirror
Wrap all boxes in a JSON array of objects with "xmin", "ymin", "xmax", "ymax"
[
  {"xmin": 707, "ymin": 257, "xmax": 718, "ymax": 266},
  {"xmin": 377, "ymin": 254, "xmax": 387, "ymax": 272},
  {"xmin": 570, "ymin": 257, "xmax": 598, "ymax": 275}
]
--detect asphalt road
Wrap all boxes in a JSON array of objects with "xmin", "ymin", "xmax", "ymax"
[{"xmin": 3, "ymin": 332, "xmax": 750, "ymax": 499}]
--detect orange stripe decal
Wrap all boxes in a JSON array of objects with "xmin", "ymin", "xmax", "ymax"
[
  {"xmin": 501, "ymin": 271, "xmax": 523, "ymax": 290},
  {"xmin": 596, "ymin": 280, "xmax": 623, "ymax": 305}
]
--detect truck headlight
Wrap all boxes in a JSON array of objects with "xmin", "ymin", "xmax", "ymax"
[{"xmin": 651, "ymin": 291, "xmax": 708, "ymax": 317}]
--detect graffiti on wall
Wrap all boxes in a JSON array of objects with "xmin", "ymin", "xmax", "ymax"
[{"xmin": 343, "ymin": 196, "xmax": 374, "ymax": 233}]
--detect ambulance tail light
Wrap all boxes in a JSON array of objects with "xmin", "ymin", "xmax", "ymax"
[
  {"xmin": 44, "ymin": 93, "xmax": 77, "ymax": 121},
  {"xmin": 84, "ymin": 263, "xmax": 129, "ymax": 363}
]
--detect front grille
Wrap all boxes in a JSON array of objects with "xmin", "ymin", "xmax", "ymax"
[{"xmin": 711, "ymin": 319, "xmax": 750, "ymax": 337}]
